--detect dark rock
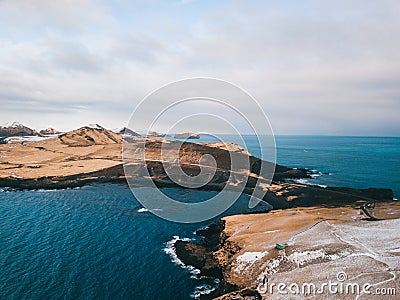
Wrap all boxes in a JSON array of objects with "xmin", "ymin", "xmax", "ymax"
[
  {"xmin": 175, "ymin": 240, "xmax": 222, "ymax": 278},
  {"xmin": 117, "ymin": 127, "xmax": 141, "ymax": 137},
  {"xmin": 263, "ymin": 185, "xmax": 394, "ymax": 209},
  {"xmin": 196, "ymin": 220, "xmax": 226, "ymax": 251}
]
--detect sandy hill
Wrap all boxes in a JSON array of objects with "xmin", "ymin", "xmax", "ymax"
[{"xmin": 58, "ymin": 126, "xmax": 122, "ymax": 146}]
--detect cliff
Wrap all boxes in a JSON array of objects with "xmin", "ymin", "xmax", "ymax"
[{"xmin": 177, "ymin": 202, "xmax": 400, "ymax": 299}]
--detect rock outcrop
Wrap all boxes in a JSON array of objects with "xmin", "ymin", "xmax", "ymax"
[
  {"xmin": 39, "ymin": 128, "xmax": 61, "ymax": 135},
  {"xmin": 114, "ymin": 127, "xmax": 141, "ymax": 137}
]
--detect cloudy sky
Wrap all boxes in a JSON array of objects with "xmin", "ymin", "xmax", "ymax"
[{"xmin": 0, "ymin": 0, "xmax": 399, "ymax": 135}]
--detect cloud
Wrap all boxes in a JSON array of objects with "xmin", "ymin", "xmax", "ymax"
[{"xmin": 0, "ymin": 0, "xmax": 399, "ymax": 135}]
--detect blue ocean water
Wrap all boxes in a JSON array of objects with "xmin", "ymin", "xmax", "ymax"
[
  {"xmin": 200, "ymin": 135, "xmax": 400, "ymax": 198},
  {"xmin": 0, "ymin": 136, "xmax": 398, "ymax": 299}
]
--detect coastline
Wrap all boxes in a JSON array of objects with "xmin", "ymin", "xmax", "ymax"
[
  {"xmin": 176, "ymin": 202, "xmax": 400, "ymax": 299},
  {"xmin": 0, "ymin": 128, "xmax": 393, "ymax": 209},
  {"xmin": 1, "ymin": 127, "xmax": 398, "ymax": 299}
]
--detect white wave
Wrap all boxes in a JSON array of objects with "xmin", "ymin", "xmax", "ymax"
[
  {"xmin": 310, "ymin": 173, "xmax": 322, "ymax": 178},
  {"xmin": 35, "ymin": 186, "xmax": 82, "ymax": 192},
  {"xmin": 164, "ymin": 236, "xmax": 200, "ymax": 276},
  {"xmin": 137, "ymin": 207, "xmax": 149, "ymax": 213},
  {"xmin": 309, "ymin": 169, "xmax": 322, "ymax": 178},
  {"xmin": 0, "ymin": 187, "xmax": 12, "ymax": 192},
  {"xmin": 191, "ymin": 279, "xmax": 219, "ymax": 299},
  {"xmin": 294, "ymin": 178, "xmax": 310, "ymax": 185}
]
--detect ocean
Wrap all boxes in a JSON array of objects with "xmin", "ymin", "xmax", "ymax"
[{"xmin": 0, "ymin": 136, "xmax": 398, "ymax": 299}]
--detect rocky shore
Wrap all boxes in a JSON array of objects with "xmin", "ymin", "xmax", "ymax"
[{"xmin": 0, "ymin": 127, "xmax": 392, "ymax": 208}]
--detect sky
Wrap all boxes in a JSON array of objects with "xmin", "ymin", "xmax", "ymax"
[{"xmin": 0, "ymin": 0, "xmax": 399, "ymax": 136}]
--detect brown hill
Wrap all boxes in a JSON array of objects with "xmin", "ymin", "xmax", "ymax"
[{"xmin": 58, "ymin": 126, "xmax": 122, "ymax": 146}]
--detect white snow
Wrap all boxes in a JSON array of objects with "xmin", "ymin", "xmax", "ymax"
[
  {"xmin": 236, "ymin": 251, "xmax": 267, "ymax": 264},
  {"xmin": 4, "ymin": 136, "xmax": 52, "ymax": 143},
  {"xmin": 287, "ymin": 249, "xmax": 327, "ymax": 266}
]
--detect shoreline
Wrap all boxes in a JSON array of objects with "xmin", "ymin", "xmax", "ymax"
[
  {"xmin": 1, "ymin": 127, "xmax": 398, "ymax": 299},
  {"xmin": 2, "ymin": 127, "xmax": 393, "ymax": 209},
  {"xmin": 175, "ymin": 201, "xmax": 400, "ymax": 299}
]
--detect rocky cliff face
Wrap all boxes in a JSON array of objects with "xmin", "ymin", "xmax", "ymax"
[
  {"xmin": 176, "ymin": 202, "xmax": 400, "ymax": 299},
  {"xmin": 0, "ymin": 122, "xmax": 38, "ymax": 137}
]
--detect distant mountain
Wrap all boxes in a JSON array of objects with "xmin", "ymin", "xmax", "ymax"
[
  {"xmin": 174, "ymin": 132, "xmax": 200, "ymax": 139},
  {"xmin": 146, "ymin": 131, "xmax": 166, "ymax": 137},
  {"xmin": 39, "ymin": 128, "xmax": 61, "ymax": 135},
  {"xmin": 0, "ymin": 122, "xmax": 38, "ymax": 137},
  {"xmin": 112, "ymin": 127, "xmax": 141, "ymax": 137}
]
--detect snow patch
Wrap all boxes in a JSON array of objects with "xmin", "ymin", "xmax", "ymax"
[
  {"xmin": 237, "ymin": 251, "xmax": 267, "ymax": 264},
  {"xmin": 235, "ymin": 251, "xmax": 268, "ymax": 272},
  {"xmin": 4, "ymin": 136, "xmax": 52, "ymax": 143},
  {"xmin": 287, "ymin": 249, "xmax": 326, "ymax": 266}
]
